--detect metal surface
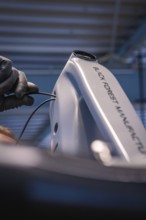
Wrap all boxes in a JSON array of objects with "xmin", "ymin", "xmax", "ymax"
[{"xmin": 49, "ymin": 51, "xmax": 146, "ymax": 166}]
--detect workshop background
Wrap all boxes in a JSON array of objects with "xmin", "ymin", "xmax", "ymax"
[{"xmin": 0, "ymin": 0, "xmax": 146, "ymax": 147}]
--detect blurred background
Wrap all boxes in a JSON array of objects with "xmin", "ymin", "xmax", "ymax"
[{"xmin": 0, "ymin": 0, "xmax": 146, "ymax": 147}]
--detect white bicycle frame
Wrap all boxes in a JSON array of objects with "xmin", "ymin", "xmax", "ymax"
[{"xmin": 49, "ymin": 50, "xmax": 146, "ymax": 167}]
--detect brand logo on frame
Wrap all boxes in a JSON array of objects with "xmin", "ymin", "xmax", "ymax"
[{"xmin": 93, "ymin": 66, "xmax": 146, "ymax": 155}]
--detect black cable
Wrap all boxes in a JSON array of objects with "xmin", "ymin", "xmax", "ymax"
[
  {"xmin": 16, "ymin": 97, "xmax": 55, "ymax": 144},
  {"xmin": 29, "ymin": 91, "xmax": 56, "ymax": 97}
]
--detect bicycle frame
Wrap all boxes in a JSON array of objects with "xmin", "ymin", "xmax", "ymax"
[{"xmin": 49, "ymin": 50, "xmax": 146, "ymax": 167}]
